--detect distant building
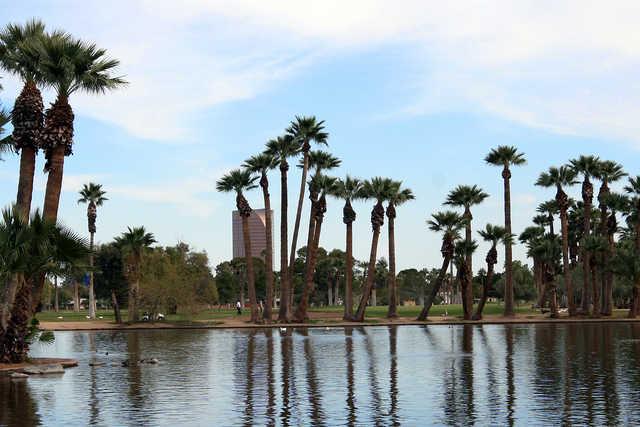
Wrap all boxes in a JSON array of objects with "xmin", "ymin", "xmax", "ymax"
[{"xmin": 232, "ymin": 208, "xmax": 273, "ymax": 264}]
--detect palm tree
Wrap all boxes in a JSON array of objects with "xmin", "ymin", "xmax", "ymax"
[
  {"xmin": 531, "ymin": 236, "xmax": 561, "ymax": 318},
  {"xmin": 114, "ymin": 226, "xmax": 155, "ymax": 323},
  {"xmin": 582, "ymin": 235, "xmax": 608, "ymax": 318},
  {"xmin": 77, "ymin": 183, "xmax": 107, "ymax": 319},
  {"xmin": 265, "ymin": 135, "xmax": 301, "ymax": 322},
  {"xmin": 536, "ymin": 166, "xmax": 577, "ymax": 316},
  {"xmin": 286, "ymin": 116, "xmax": 328, "ymax": 289},
  {"xmin": 0, "ymin": 20, "xmax": 47, "ymax": 217},
  {"xmin": 600, "ymin": 192, "xmax": 628, "ymax": 316},
  {"xmin": 473, "ymin": 224, "xmax": 509, "ymax": 320},
  {"xmin": 293, "ymin": 175, "xmax": 338, "ymax": 322},
  {"xmin": 385, "ymin": 181, "xmax": 415, "ymax": 318},
  {"xmin": 485, "ymin": 146, "xmax": 526, "ymax": 317},
  {"xmin": 417, "ymin": 211, "xmax": 464, "ymax": 320},
  {"xmin": 334, "ymin": 176, "xmax": 364, "ymax": 320},
  {"xmin": 0, "ymin": 206, "xmax": 88, "ymax": 363},
  {"xmin": 519, "ymin": 226, "xmax": 546, "ymax": 303},
  {"xmin": 216, "ymin": 169, "xmax": 261, "ymax": 323},
  {"xmin": 35, "ymin": 34, "xmax": 125, "ymax": 223},
  {"xmin": 569, "ymin": 155, "xmax": 600, "ymax": 314},
  {"xmin": 444, "ymin": 184, "xmax": 488, "ymax": 319},
  {"xmin": 243, "ymin": 153, "xmax": 277, "ymax": 322},
  {"xmin": 536, "ymin": 200, "xmax": 559, "ymax": 236},
  {"xmin": 352, "ymin": 177, "xmax": 390, "ymax": 322},
  {"xmin": 624, "ymin": 176, "xmax": 640, "ymax": 317}
]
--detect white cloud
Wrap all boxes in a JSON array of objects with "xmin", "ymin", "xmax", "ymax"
[{"xmin": 5, "ymin": 1, "xmax": 640, "ymax": 145}]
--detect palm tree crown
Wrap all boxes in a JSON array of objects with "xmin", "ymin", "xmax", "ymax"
[
  {"xmin": 387, "ymin": 181, "xmax": 415, "ymax": 207},
  {"xmin": 243, "ymin": 153, "xmax": 277, "ymax": 175},
  {"xmin": 569, "ymin": 155, "xmax": 600, "ymax": 180},
  {"xmin": 216, "ymin": 169, "xmax": 258, "ymax": 196},
  {"xmin": 427, "ymin": 210, "xmax": 465, "ymax": 240},
  {"xmin": 302, "ymin": 150, "xmax": 341, "ymax": 174},
  {"xmin": 536, "ymin": 166, "xmax": 578, "ymax": 189},
  {"xmin": 114, "ymin": 226, "xmax": 156, "ymax": 257},
  {"xmin": 265, "ymin": 135, "xmax": 300, "ymax": 167},
  {"xmin": 77, "ymin": 182, "xmax": 108, "ymax": 206},
  {"xmin": 444, "ymin": 184, "xmax": 488, "ymax": 211},
  {"xmin": 484, "ymin": 145, "xmax": 526, "ymax": 168},
  {"xmin": 478, "ymin": 224, "xmax": 510, "ymax": 246},
  {"xmin": 0, "ymin": 19, "xmax": 47, "ymax": 83},
  {"xmin": 595, "ymin": 160, "xmax": 626, "ymax": 184},
  {"xmin": 286, "ymin": 115, "xmax": 328, "ymax": 150}
]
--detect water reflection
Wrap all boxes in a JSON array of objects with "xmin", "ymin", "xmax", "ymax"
[{"xmin": 3, "ymin": 323, "xmax": 640, "ymax": 426}]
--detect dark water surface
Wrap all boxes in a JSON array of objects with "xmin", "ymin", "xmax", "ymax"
[{"xmin": 2, "ymin": 323, "xmax": 640, "ymax": 426}]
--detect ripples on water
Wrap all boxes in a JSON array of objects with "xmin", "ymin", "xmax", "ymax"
[{"xmin": 1, "ymin": 323, "xmax": 640, "ymax": 426}]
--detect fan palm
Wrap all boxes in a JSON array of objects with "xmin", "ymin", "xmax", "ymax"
[
  {"xmin": 0, "ymin": 206, "xmax": 88, "ymax": 362},
  {"xmin": 385, "ymin": 180, "xmax": 414, "ymax": 318},
  {"xmin": 286, "ymin": 116, "xmax": 328, "ymax": 290},
  {"xmin": 114, "ymin": 226, "xmax": 155, "ymax": 323},
  {"xmin": 582, "ymin": 235, "xmax": 608, "ymax": 318},
  {"xmin": 569, "ymin": 155, "xmax": 600, "ymax": 314},
  {"xmin": 216, "ymin": 169, "xmax": 260, "ymax": 323},
  {"xmin": 536, "ymin": 200, "xmax": 559, "ymax": 236},
  {"xmin": 77, "ymin": 182, "xmax": 107, "ymax": 319},
  {"xmin": 519, "ymin": 225, "xmax": 546, "ymax": 302},
  {"xmin": 444, "ymin": 184, "xmax": 488, "ymax": 319},
  {"xmin": 243, "ymin": 153, "xmax": 278, "ymax": 322},
  {"xmin": 293, "ymin": 175, "xmax": 338, "ymax": 322},
  {"xmin": 265, "ymin": 135, "xmax": 301, "ymax": 322},
  {"xmin": 485, "ymin": 146, "xmax": 526, "ymax": 316},
  {"xmin": 334, "ymin": 175, "xmax": 364, "ymax": 320},
  {"xmin": 624, "ymin": 176, "xmax": 640, "ymax": 317},
  {"xmin": 0, "ymin": 20, "xmax": 47, "ymax": 217},
  {"xmin": 536, "ymin": 166, "xmax": 577, "ymax": 315},
  {"xmin": 299, "ymin": 150, "xmax": 341, "ymax": 306},
  {"xmin": 531, "ymin": 236, "xmax": 561, "ymax": 318},
  {"xmin": 600, "ymin": 193, "xmax": 629, "ymax": 315},
  {"xmin": 352, "ymin": 177, "xmax": 391, "ymax": 321},
  {"xmin": 417, "ymin": 211, "xmax": 464, "ymax": 320},
  {"xmin": 473, "ymin": 224, "xmax": 510, "ymax": 320}
]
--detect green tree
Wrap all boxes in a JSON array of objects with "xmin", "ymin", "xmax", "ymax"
[
  {"xmin": 474, "ymin": 224, "xmax": 509, "ymax": 320},
  {"xmin": 485, "ymin": 145, "xmax": 526, "ymax": 316},
  {"xmin": 624, "ymin": 176, "xmax": 640, "ymax": 317},
  {"xmin": 77, "ymin": 182, "xmax": 107, "ymax": 319},
  {"xmin": 216, "ymin": 169, "xmax": 260, "ymax": 323},
  {"xmin": 114, "ymin": 226, "xmax": 156, "ymax": 322}
]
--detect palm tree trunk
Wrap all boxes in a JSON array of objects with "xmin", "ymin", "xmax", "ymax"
[
  {"xmin": 353, "ymin": 228, "xmax": 381, "ymax": 322},
  {"xmin": 16, "ymin": 146, "xmax": 37, "ymax": 218},
  {"xmin": 293, "ymin": 210, "xmax": 323, "ymax": 322},
  {"xmin": 581, "ymin": 179, "xmax": 593, "ymax": 314},
  {"xmin": 288, "ymin": 148, "xmax": 309, "ymax": 290},
  {"xmin": 560, "ymin": 203, "xmax": 575, "ymax": 316},
  {"xmin": 43, "ymin": 143, "xmax": 66, "ymax": 222},
  {"xmin": 0, "ymin": 274, "xmax": 21, "ymax": 334},
  {"xmin": 261, "ymin": 177, "xmax": 275, "ymax": 322},
  {"xmin": 278, "ymin": 163, "xmax": 292, "ymax": 322},
  {"xmin": 89, "ymin": 232, "xmax": 96, "ymax": 319},
  {"xmin": 111, "ymin": 289, "xmax": 122, "ymax": 324},
  {"xmin": 128, "ymin": 278, "xmax": 139, "ymax": 322},
  {"xmin": 54, "ymin": 275, "xmax": 59, "ymax": 313},
  {"xmin": 387, "ymin": 214, "xmax": 398, "ymax": 318},
  {"xmin": 242, "ymin": 216, "xmax": 259, "ymax": 323},
  {"xmin": 473, "ymin": 254, "xmax": 495, "ymax": 320},
  {"xmin": 503, "ymin": 167, "xmax": 515, "ymax": 316},
  {"xmin": 602, "ymin": 230, "xmax": 615, "ymax": 316},
  {"xmin": 344, "ymin": 221, "xmax": 354, "ymax": 320},
  {"xmin": 74, "ymin": 281, "xmax": 80, "ymax": 313},
  {"xmin": 417, "ymin": 254, "xmax": 451, "ymax": 320},
  {"xmin": 463, "ymin": 209, "xmax": 473, "ymax": 319}
]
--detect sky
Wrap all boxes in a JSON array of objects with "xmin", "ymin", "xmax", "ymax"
[{"xmin": 2, "ymin": 0, "xmax": 640, "ymax": 273}]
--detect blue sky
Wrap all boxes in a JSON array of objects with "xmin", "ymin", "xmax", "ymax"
[{"xmin": 2, "ymin": 1, "xmax": 640, "ymax": 272}]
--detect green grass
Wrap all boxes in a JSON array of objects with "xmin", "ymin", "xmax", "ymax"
[{"xmin": 310, "ymin": 303, "xmax": 534, "ymax": 318}]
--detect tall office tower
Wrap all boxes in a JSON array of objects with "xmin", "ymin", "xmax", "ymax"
[{"xmin": 232, "ymin": 208, "xmax": 273, "ymax": 264}]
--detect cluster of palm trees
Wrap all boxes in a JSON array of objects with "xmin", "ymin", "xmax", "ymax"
[
  {"xmin": 0, "ymin": 19, "xmax": 124, "ymax": 361},
  {"xmin": 522, "ymin": 156, "xmax": 640, "ymax": 318},
  {"xmin": 217, "ymin": 116, "xmax": 414, "ymax": 324}
]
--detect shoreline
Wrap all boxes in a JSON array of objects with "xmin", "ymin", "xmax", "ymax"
[{"xmin": 40, "ymin": 315, "xmax": 640, "ymax": 332}]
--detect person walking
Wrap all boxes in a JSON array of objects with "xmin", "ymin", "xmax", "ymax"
[{"xmin": 236, "ymin": 300, "xmax": 242, "ymax": 315}]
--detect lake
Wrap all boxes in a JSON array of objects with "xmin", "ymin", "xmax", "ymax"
[{"xmin": 2, "ymin": 323, "xmax": 640, "ymax": 426}]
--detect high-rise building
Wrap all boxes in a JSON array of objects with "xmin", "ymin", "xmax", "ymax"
[{"xmin": 232, "ymin": 208, "xmax": 273, "ymax": 264}]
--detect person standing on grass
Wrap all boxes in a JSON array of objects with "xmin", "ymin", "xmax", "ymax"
[{"xmin": 236, "ymin": 300, "xmax": 242, "ymax": 315}]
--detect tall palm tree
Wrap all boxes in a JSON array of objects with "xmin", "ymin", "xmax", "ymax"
[
  {"xmin": 293, "ymin": 175, "xmax": 338, "ymax": 322},
  {"xmin": 536, "ymin": 200, "xmax": 559, "ymax": 236},
  {"xmin": 216, "ymin": 169, "xmax": 261, "ymax": 323},
  {"xmin": 385, "ymin": 180, "xmax": 414, "ymax": 318},
  {"xmin": 0, "ymin": 206, "xmax": 88, "ymax": 363},
  {"xmin": 334, "ymin": 175, "xmax": 364, "ymax": 320},
  {"xmin": 624, "ymin": 176, "xmax": 640, "ymax": 317},
  {"xmin": 519, "ymin": 225, "xmax": 546, "ymax": 303},
  {"xmin": 0, "ymin": 20, "xmax": 47, "ymax": 217},
  {"xmin": 243, "ymin": 153, "xmax": 277, "ymax": 322},
  {"xmin": 35, "ymin": 34, "xmax": 125, "ymax": 222},
  {"xmin": 569, "ymin": 155, "xmax": 600, "ymax": 314},
  {"xmin": 265, "ymin": 135, "xmax": 301, "ymax": 322},
  {"xmin": 417, "ymin": 211, "xmax": 464, "ymax": 320},
  {"xmin": 114, "ymin": 227, "xmax": 155, "ymax": 323},
  {"xmin": 0, "ymin": 88, "xmax": 10, "ymax": 158},
  {"xmin": 485, "ymin": 146, "xmax": 526, "ymax": 317},
  {"xmin": 77, "ymin": 183, "xmax": 107, "ymax": 319},
  {"xmin": 444, "ymin": 184, "xmax": 488, "ymax": 319},
  {"xmin": 536, "ymin": 166, "xmax": 577, "ymax": 316},
  {"xmin": 531, "ymin": 236, "xmax": 561, "ymax": 318},
  {"xmin": 352, "ymin": 177, "xmax": 390, "ymax": 322},
  {"xmin": 473, "ymin": 224, "xmax": 509, "ymax": 320},
  {"xmin": 286, "ymin": 116, "xmax": 328, "ymax": 289},
  {"xmin": 298, "ymin": 150, "xmax": 341, "ymax": 305},
  {"xmin": 600, "ymin": 192, "xmax": 628, "ymax": 316},
  {"xmin": 594, "ymin": 161, "xmax": 626, "ymax": 315}
]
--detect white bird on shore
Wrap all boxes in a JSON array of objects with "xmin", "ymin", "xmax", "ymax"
[
  {"xmin": 86, "ymin": 315, "xmax": 91, "ymax": 319},
  {"xmin": 280, "ymin": 327, "xmax": 287, "ymax": 333},
  {"xmin": 98, "ymin": 316, "xmax": 103, "ymax": 319},
  {"xmin": 57, "ymin": 316, "xmax": 63, "ymax": 320}
]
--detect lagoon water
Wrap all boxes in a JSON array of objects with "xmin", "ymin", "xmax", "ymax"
[{"xmin": 2, "ymin": 323, "xmax": 640, "ymax": 426}]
